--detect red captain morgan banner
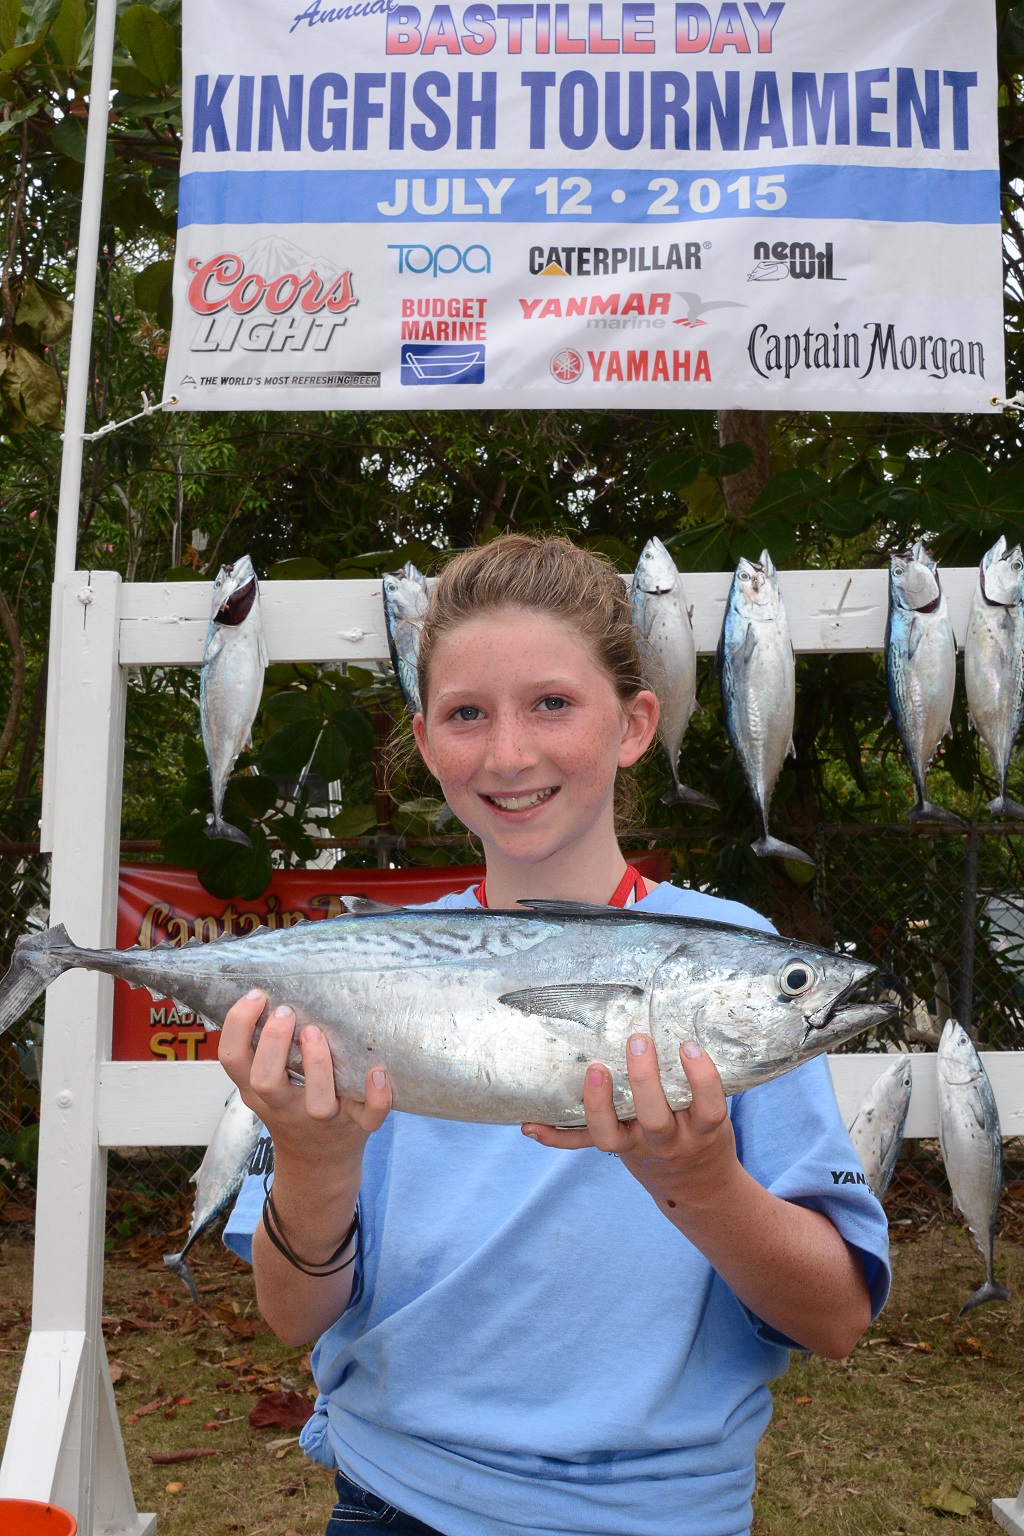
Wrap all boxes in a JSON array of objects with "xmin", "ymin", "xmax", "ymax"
[{"xmin": 112, "ymin": 854, "xmax": 671, "ymax": 1061}]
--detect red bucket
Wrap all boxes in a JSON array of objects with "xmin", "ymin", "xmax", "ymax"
[{"xmin": 0, "ymin": 1500, "xmax": 77, "ymax": 1534}]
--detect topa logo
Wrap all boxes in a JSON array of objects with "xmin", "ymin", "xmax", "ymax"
[{"xmin": 389, "ymin": 243, "xmax": 491, "ymax": 277}]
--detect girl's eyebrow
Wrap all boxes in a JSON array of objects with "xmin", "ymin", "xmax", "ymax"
[{"xmin": 433, "ymin": 677, "xmax": 580, "ymax": 707}]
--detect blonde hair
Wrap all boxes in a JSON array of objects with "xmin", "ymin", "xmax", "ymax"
[{"xmin": 417, "ymin": 534, "xmax": 644, "ymax": 711}]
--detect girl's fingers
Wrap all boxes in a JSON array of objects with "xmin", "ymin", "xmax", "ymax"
[
  {"xmin": 624, "ymin": 1034, "xmax": 678, "ymax": 1147},
  {"xmin": 521, "ymin": 1123, "xmax": 595, "ymax": 1150},
  {"xmin": 248, "ymin": 1005, "xmax": 301, "ymax": 1100},
  {"xmin": 679, "ymin": 1042, "xmax": 728, "ymax": 1136},
  {"xmin": 298, "ymin": 1025, "xmax": 340, "ymax": 1121},
  {"xmin": 345, "ymin": 1065, "xmax": 393, "ymax": 1133},
  {"xmin": 582, "ymin": 1063, "xmax": 630, "ymax": 1153},
  {"xmin": 218, "ymin": 989, "xmax": 267, "ymax": 1082}
]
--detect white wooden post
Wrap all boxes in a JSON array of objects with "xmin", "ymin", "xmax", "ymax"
[{"xmin": 0, "ymin": 573, "xmax": 154, "ymax": 1535}]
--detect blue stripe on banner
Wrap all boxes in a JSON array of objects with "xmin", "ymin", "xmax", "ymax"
[{"xmin": 178, "ymin": 164, "xmax": 999, "ymax": 228}]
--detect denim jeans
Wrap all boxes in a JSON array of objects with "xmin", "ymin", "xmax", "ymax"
[{"xmin": 326, "ymin": 1470, "xmax": 446, "ymax": 1535}]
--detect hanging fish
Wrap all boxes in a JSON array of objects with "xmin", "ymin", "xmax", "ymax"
[
  {"xmin": 885, "ymin": 542, "xmax": 962, "ymax": 827},
  {"xmin": 200, "ymin": 556, "xmax": 268, "ymax": 846},
  {"xmin": 937, "ymin": 1019, "xmax": 1011, "ymax": 1315},
  {"xmin": 382, "ymin": 562, "xmax": 430, "ymax": 717},
  {"xmin": 631, "ymin": 538, "xmax": 717, "ymax": 811},
  {"xmin": 718, "ymin": 550, "xmax": 813, "ymax": 866},
  {"xmin": 846, "ymin": 1054, "xmax": 913, "ymax": 1201},
  {"xmin": 163, "ymin": 1087, "xmax": 261, "ymax": 1302},
  {"xmin": 964, "ymin": 535, "xmax": 1024, "ymax": 820}
]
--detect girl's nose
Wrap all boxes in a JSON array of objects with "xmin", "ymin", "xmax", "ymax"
[{"xmin": 484, "ymin": 714, "xmax": 538, "ymax": 777}]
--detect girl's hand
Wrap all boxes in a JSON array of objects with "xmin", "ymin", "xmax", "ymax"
[
  {"xmin": 522, "ymin": 1036, "xmax": 739, "ymax": 1214},
  {"xmin": 219, "ymin": 990, "xmax": 392, "ymax": 1166}
]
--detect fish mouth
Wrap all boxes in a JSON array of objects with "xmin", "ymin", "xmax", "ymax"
[
  {"xmin": 803, "ymin": 974, "xmax": 897, "ymax": 1039},
  {"xmin": 215, "ymin": 575, "xmax": 258, "ymax": 626}
]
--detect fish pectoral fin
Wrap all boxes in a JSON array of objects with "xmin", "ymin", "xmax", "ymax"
[
  {"xmin": 907, "ymin": 615, "xmax": 925, "ymax": 660},
  {"xmin": 341, "ymin": 894, "xmax": 410, "ymax": 914},
  {"xmin": 201, "ymin": 632, "xmax": 227, "ymax": 666},
  {"xmin": 787, "ymin": 738, "xmax": 796, "ymax": 760},
  {"xmin": 499, "ymin": 983, "xmax": 644, "ymax": 1029},
  {"xmin": 258, "ymin": 633, "xmax": 269, "ymax": 669},
  {"xmin": 743, "ymin": 622, "xmax": 757, "ymax": 664}
]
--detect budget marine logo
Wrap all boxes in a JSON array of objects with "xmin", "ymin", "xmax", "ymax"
[{"xmin": 186, "ymin": 238, "xmax": 359, "ymax": 354}]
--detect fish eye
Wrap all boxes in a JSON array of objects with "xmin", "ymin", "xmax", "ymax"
[
  {"xmin": 1014, "ymin": 561, "xmax": 1023, "ymax": 574},
  {"xmin": 778, "ymin": 961, "xmax": 816, "ymax": 997},
  {"xmin": 893, "ymin": 563, "xmax": 905, "ymax": 577}
]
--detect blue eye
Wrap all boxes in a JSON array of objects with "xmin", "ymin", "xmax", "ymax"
[
  {"xmin": 453, "ymin": 705, "xmax": 481, "ymax": 722},
  {"xmin": 538, "ymin": 696, "xmax": 568, "ymax": 712}
]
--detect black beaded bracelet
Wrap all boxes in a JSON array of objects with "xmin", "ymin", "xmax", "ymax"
[{"xmin": 261, "ymin": 1172, "xmax": 360, "ymax": 1277}]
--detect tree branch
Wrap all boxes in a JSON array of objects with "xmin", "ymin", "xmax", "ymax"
[{"xmin": 0, "ymin": 584, "xmax": 27, "ymax": 772}]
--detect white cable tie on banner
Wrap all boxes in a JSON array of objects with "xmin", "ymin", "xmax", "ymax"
[
  {"xmin": 66, "ymin": 391, "xmax": 180, "ymax": 443},
  {"xmin": 990, "ymin": 392, "xmax": 1024, "ymax": 411}
]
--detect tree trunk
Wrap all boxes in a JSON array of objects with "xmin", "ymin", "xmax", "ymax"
[{"xmin": 717, "ymin": 410, "xmax": 771, "ymax": 519}]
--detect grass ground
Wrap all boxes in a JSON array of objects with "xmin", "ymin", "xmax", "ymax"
[{"xmin": 0, "ymin": 1218, "xmax": 1021, "ymax": 1535}]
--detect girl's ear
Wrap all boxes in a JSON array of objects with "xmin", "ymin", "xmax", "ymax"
[
  {"xmin": 618, "ymin": 688, "xmax": 660, "ymax": 768},
  {"xmin": 412, "ymin": 712, "xmax": 438, "ymax": 777}
]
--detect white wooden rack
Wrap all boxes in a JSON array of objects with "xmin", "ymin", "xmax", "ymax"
[{"xmin": 1, "ymin": 568, "xmax": 1023, "ymax": 1532}]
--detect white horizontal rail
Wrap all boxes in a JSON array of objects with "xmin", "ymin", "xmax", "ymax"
[
  {"xmin": 95, "ymin": 1053, "xmax": 1024, "ymax": 1147},
  {"xmin": 117, "ymin": 568, "xmax": 985, "ymax": 667}
]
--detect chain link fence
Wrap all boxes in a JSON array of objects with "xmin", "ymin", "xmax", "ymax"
[{"xmin": 0, "ymin": 830, "xmax": 1021, "ymax": 1253}]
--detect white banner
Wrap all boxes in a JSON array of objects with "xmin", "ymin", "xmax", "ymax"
[{"xmin": 167, "ymin": 0, "xmax": 1004, "ymax": 412}]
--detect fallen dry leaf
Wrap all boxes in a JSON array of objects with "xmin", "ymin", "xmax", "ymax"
[
  {"xmin": 248, "ymin": 1390, "xmax": 314, "ymax": 1431},
  {"xmin": 794, "ymin": 1396, "xmax": 813, "ymax": 1406},
  {"xmin": 265, "ymin": 1437, "xmax": 301, "ymax": 1455},
  {"xmin": 149, "ymin": 1448, "xmax": 228, "ymax": 1464},
  {"xmin": 165, "ymin": 1482, "xmax": 185, "ymax": 1495},
  {"xmin": 920, "ymin": 1479, "xmax": 976, "ymax": 1516},
  {"xmin": 108, "ymin": 1361, "xmax": 124, "ymax": 1385}
]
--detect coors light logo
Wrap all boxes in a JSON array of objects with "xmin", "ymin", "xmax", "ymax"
[{"xmin": 187, "ymin": 237, "xmax": 358, "ymax": 356}]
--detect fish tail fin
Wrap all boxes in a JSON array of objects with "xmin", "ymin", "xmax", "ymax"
[
  {"xmin": 988, "ymin": 794, "xmax": 1024, "ymax": 822},
  {"xmin": 659, "ymin": 782, "xmax": 719, "ymax": 811},
  {"xmin": 958, "ymin": 1278, "xmax": 1011, "ymax": 1316},
  {"xmin": 906, "ymin": 800, "xmax": 965, "ymax": 829},
  {"xmin": 0, "ymin": 925, "xmax": 77, "ymax": 1035},
  {"xmin": 751, "ymin": 835, "xmax": 816, "ymax": 868},
  {"xmin": 163, "ymin": 1251, "xmax": 200, "ymax": 1304},
  {"xmin": 205, "ymin": 817, "xmax": 253, "ymax": 847}
]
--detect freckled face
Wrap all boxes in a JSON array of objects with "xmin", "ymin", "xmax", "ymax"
[{"xmin": 412, "ymin": 610, "xmax": 657, "ymax": 869}]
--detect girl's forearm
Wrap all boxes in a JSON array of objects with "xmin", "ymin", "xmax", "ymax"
[
  {"xmin": 664, "ymin": 1164, "xmax": 873, "ymax": 1358},
  {"xmin": 252, "ymin": 1161, "xmax": 363, "ymax": 1346}
]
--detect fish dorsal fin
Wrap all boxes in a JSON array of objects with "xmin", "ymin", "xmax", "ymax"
[
  {"xmin": 341, "ymin": 895, "xmax": 410, "ymax": 915},
  {"xmin": 515, "ymin": 898, "xmax": 632, "ymax": 918},
  {"xmin": 499, "ymin": 983, "xmax": 644, "ymax": 1029}
]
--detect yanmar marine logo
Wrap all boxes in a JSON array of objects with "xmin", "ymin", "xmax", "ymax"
[{"xmin": 186, "ymin": 238, "xmax": 358, "ymax": 356}]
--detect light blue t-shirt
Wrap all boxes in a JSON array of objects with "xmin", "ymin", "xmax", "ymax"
[{"xmin": 225, "ymin": 882, "xmax": 890, "ymax": 1536}]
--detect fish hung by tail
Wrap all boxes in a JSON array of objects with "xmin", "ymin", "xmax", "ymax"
[
  {"xmin": 0, "ymin": 926, "xmax": 77, "ymax": 1034},
  {"xmin": 660, "ymin": 781, "xmax": 719, "ymax": 811},
  {"xmin": 205, "ymin": 815, "xmax": 253, "ymax": 847},
  {"xmin": 906, "ymin": 799, "xmax": 965, "ymax": 829},
  {"xmin": 959, "ymin": 1276, "xmax": 1011, "ymax": 1316},
  {"xmin": 162, "ymin": 1249, "xmax": 200, "ymax": 1305},
  {"xmin": 751, "ymin": 834, "xmax": 815, "ymax": 867},
  {"xmin": 988, "ymin": 794, "xmax": 1024, "ymax": 822}
]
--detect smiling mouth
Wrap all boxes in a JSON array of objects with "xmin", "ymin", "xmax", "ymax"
[{"xmin": 482, "ymin": 787, "xmax": 559, "ymax": 812}]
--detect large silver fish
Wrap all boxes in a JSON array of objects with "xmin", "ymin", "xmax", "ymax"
[
  {"xmin": 964, "ymin": 535, "xmax": 1024, "ymax": 821},
  {"xmin": 718, "ymin": 550, "xmax": 813, "ymax": 865},
  {"xmin": 382, "ymin": 562, "xmax": 429, "ymax": 717},
  {"xmin": 885, "ymin": 543, "xmax": 962, "ymax": 827},
  {"xmin": 937, "ymin": 1019, "xmax": 1011, "ymax": 1315},
  {"xmin": 631, "ymin": 538, "xmax": 717, "ymax": 811},
  {"xmin": 0, "ymin": 901, "xmax": 893, "ymax": 1128},
  {"xmin": 163, "ymin": 1087, "xmax": 260, "ymax": 1302},
  {"xmin": 200, "ymin": 556, "xmax": 268, "ymax": 845},
  {"xmin": 846, "ymin": 1054, "xmax": 913, "ymax": 1200}
]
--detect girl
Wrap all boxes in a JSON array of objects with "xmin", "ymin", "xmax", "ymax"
[{"xmin": 220, "ymin": 535, "xmax": 889, "ymax": 1536}]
